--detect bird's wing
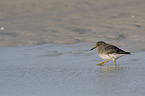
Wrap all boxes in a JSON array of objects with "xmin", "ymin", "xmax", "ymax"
[{"xmin": 105, "ymin": 45, "xmax": 127, "ymax": 54}]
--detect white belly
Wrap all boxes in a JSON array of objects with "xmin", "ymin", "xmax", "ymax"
[{"xmin": 99, "ymin": 53, "xmax": 126, "ymax": 61}]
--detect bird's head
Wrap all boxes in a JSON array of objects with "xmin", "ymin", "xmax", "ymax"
[{"xmin": 90, "ymin": 41, "xmax": 106, "ymax": 51}]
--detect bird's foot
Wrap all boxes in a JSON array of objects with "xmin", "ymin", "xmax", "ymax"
[{"xmin": 97, "ymin": 60, "xmax": 109, "ymax": 65}]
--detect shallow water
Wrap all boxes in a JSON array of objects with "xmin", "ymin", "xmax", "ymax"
[{"xmin": 0, "ymin": 44, "xmax": 145, "ymax": 96}]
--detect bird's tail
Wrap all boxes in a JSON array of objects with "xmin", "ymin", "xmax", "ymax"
[{"xmin": 124, "ymin": 52, "xmax": 131, "ymax": 55}]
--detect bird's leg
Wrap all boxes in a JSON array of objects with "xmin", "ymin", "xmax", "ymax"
[
  {"xmin": 114, "ymin": 60, "xmax": 116, "ymax": 67},
  {"xmin": 97, "ymin": 60, "xmax": 109, "ymax": 65}
]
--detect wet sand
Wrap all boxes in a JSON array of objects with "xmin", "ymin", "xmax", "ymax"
[
  {"xmin": 0, "ymin": 44, "xmax": 145, "ymax": 96},
  {"xmin": 0, "ymin": 0, "xmax": 145, "ymax": 96},
  {"xmin": 0, "ymin": 0, "xmax": 145, "ymax": 52}
]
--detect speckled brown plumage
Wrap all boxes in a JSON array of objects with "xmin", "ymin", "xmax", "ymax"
[{"xmin": 90, "ymin": 41, "xmax": 131, "ymax": 67}]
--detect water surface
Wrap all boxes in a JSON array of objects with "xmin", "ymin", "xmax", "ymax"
[{"xmin": 0, "ymin": 44, "xmax": 144, "ymax": 96}]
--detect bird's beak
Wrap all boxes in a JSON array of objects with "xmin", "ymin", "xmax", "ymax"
[{"xmin": 90, "ymin": 46, "xmax": 97, "ymax": 51}]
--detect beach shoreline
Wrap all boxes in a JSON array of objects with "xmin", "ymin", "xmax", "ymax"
[{"xmin": 0, "ymin": 0, "xmax": 145, "ymax": 52}]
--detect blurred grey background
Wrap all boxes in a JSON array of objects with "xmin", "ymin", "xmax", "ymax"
[{"xmin": 0, "ymin": 0, "xmax": 145, "ymax": 52}]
